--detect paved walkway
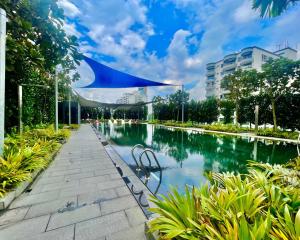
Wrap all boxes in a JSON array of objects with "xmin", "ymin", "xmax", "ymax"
[{"xmin": 0, "ymin": 125, "xmax": 147, "ymax": 240}]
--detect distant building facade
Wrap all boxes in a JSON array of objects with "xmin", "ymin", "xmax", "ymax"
[
  {"xmin": 116, "ymin": 87, "xmax": 147, "ymax": 104},
  {"xmin": 205, "ymin": 47, "xmax": 298, "ymax": 99}
]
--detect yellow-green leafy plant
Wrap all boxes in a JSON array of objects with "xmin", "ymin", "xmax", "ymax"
[
  {"xmin": 0, "ymin": 126, "xmax": 70, "ymax": 197},
  {"xmin": 149, "ymin": 158, "xmax": 300, "ymax": 239}
]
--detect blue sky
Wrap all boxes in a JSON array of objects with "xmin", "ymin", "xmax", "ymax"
[{"xmin": 58, "ymin": 0, "xmax": 300, "ymax": 102}]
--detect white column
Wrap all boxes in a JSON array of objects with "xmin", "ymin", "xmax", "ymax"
[
  {"xmin": 0, "ymin": 8, "xmax": 6, "ymax": 155},
  {"xmin": 55, "ymin": 71, "xmax": 58, "ymax": 132},
  {"xmin": 77, "ymin": 102, "xmax": 81, "ymax": 124},
  {"xmin": 68, "ymin": 91, "xmax": 71, "ymax": 125},
  {"xmin": 254, "ymin": 105, "xmax": 259, "ymax": 134},
  {"xmin": 181, "ymin": 84, "xmax": 184, "ymax": 123},
  {"xmin": 18, "ymin": 85, "xmax": 23, "ymax": 134}
]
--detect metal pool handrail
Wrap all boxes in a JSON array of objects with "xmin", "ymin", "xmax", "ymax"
[
  {"xmin": 139, "ymin": 149, "xmax": 162, "ymax": 195},
  {"xmin": 131, "ymin": 144, "xmax": 152, "ymax": 171}
]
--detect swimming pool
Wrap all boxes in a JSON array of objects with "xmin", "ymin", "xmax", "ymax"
[{"xmin": 97, "ymin": 123, "xmax": 298, "ymax": 195}]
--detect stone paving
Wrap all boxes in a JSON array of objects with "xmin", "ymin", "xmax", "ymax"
[{"xmin": 0, "ymin": 125, "xmax": 147, "ymax": 240}]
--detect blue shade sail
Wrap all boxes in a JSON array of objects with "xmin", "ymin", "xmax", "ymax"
[{"xmin": 81, "ymin": 56, "xmax": 172, "ymax": 88}]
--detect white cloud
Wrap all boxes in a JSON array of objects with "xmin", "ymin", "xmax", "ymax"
[
  {"xmin": 63, "ymin": 21, "xmax": 81, "ymax": 37},
  {"xmin": 66, "ymin": 0, "xmax": 300, "ymax": 103},
  {"xmin": 58, "ymin": 0, "xmax": 81, "ymax": 17},
  {"xmin": 234, "ymin": 1, "xmax": 258, "ymax": 23}
]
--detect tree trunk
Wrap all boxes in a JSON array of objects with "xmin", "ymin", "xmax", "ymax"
[
  {"xmin": 271, "ymin": 99, "xmax": 277, "ymax": 131},
  {"xmin": 235, "ymin": 102, "xmax": 239, "ymax": 126}
]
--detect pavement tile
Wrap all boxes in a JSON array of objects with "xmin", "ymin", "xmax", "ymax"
[
  {"xmin": 0, "ymin": 207, "xmax": 29, "ymax": 226},
  {"xmin": 100, "ymin": 195, "xmax": 138, "ymax": 215},
  {"xmin": 25, "ymin": 196, "xmax": 76, "ymax": 219},
  {"xmin": 97, "ymin": 179, "xmax": 125, "ymax": 191},
  {"xmin": 79, "ymin": 175, "xmax": 111, "ymax": 185},
  {"xmin": 47, "ymin": 204, "xmax": 101, "ymax": 230},
  {"xmin": 22, "ymin": 225, "xmax": 74, "ymax": 240},
  {"xmin": 0, "ymin": 215, "xmax": 50, "ymax": 240},
  {"xmin": 9, "ymin": 190, "xmax": 60, "ymax": 209},
  {"xmin": 78, "ymin": 189, "xmax": 117, "ymax": 205},
  {"xmin": 106, "ymin": 224, "xmax": 147, "ymax": 240},
  {"xmin": 64, "ymin": 172, "xmax": 95, "ymax": 181},
  {"xmin": 75, "ymin": 211, "xmax": 130, "ymax": 240},
  {"xmin": 59, "ymin": 183, "xmax": 97, "ymax": 198},
  {"xmin": 125, "ymin": 207, "xmax": 147, "ymax": 226}
]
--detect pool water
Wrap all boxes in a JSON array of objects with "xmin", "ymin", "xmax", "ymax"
[{"xmin": 98, "ymin": 123, "xmax": 298, "ymax": 195}]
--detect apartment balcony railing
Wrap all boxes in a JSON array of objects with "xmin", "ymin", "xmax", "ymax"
[
  {"xmin": 223, "ymin": 53, "xmax": 237, "ymax": 64},
  {"xmin": 222, "ymin": 62, "xmax": 236, "ymax": 71},
  {"xmin": 240, "ymin": 47, "xmax": 253, "ymax": 59},
  {"xmin": 206, "ymin": 62, "xmax": 216, "ymax": 71},
  {"xmin": 206, "ymin": 71, "xmax": 215, "ymax": 77}
]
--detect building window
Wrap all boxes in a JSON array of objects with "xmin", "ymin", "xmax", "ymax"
[{"xmin": 262, "ymin": 54, "xmax": 268, "ymax": 62}]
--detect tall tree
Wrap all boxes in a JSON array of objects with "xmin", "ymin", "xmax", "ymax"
[
  {"xmin": 0, "ymin": 0, "xmax": 81, "ymax": 129},
  {"xmin": 260, "ymin": 58, "xmax": 300, "ymax": 130},
  {"xmin": 252, "ymin": 0, "xmax": 299, "ymax": 17},
  {"xmin": 169, "ymin": 90, "xmax": 189, "ymax": 122},
  {"xmin": 221, "ymin": 69, "xmax": 258, "ymax": 125},
  {"xmin": 220, "ymin": 100, "xmax": 235, "ymax": 124}
]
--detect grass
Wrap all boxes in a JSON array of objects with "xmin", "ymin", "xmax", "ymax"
[{"xmin": 0, "ymin": 125, "xmax": 70, "ymax": 197}]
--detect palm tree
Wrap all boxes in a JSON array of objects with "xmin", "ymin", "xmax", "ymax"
[{"xmin": 252, "ymin": 0, "xmax": 299, "ymax": 17}]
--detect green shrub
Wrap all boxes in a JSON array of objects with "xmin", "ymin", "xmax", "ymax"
[
  {"xmin": 257, "ymin": 129, "xmax": 298, "ymax": 140},
  {"xmin": 149, "ymin": 158, "xmax": 300, "ymax": 239},
  {"xmin": 0, "ymin": 126, "xmax": 70, "ymax": 197},
  {"xmin": 151, "ymin": 121, "xmax": 298, "ymax": 140},
  {"xmin": 199, "ymin": 123, "xmax": 251, "ymax": 133}
]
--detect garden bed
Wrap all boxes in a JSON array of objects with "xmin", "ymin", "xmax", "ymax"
[
  {"xmin": 149, "ymin": 121, "xmax": 299, "ymax": 141},
  {"xmin": 147, "ymin": 157, "xmax": 300, "ymax": 239},
  {"xmin": 0, "ymin": 126, "xmax": 71, "ymax": 209}
]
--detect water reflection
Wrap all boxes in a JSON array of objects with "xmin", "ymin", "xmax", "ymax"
[{"xmin": 99, "ymin": 123, "xmax": 298, "ymax": 194}]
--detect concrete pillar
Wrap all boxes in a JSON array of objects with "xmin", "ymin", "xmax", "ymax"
[
  {"xmin": 255, "ymin": 105, "xmax": 259, "ymax": 134},
  {"xmin": 68, "ymin": 91, "xmax": 71, "ymax": 125},
  {"xmin": 0, "ymin": 8, "xmax": 6, "ymax": 155},
  {"xmin": 18, "ymin": 85, "xmax": 23, "ymax": 134},
  {"xmin": 55, "ymin": 70, "xmax": 58, "ymax": 132},
  {"xmin": 77, "ymin": 102, "xmax": 81, "ymax": 124}
]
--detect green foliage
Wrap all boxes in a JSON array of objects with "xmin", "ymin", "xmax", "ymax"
[
  {"xmin": 222, "ymin": 69, "xmax": 258, "ymax": 125},
  {"xmin": 259, "ymin": 58, "xmax": 300, "ymax": 130},
  {"xmin": 220, "ymin": 100, "xmax": 235, "ymax": 124},
  {"xmin": 152, "ymin": 91, "xmax": 189, "ymax": 122},
  {"xmin": 0, "ymin": 0, "xmax": 81, "ymax": 130},
  {"xmin": 113, "ymin": 106, "xmax": 148, "ymax": 120},
  {"xmin": 0, "ymin": 126, "xmax": 70, "ymax": 197},
  {"xmin": 257, "ymin": 129, "xmax": 298, "ymax": 140},
  {"xmin": 153, "ymin": 96, "xmax": 219, "ymax": 124},
  {"xmin": 252, "ymin": 0, "xmax": 300, "ymax": 17},
  {"xmin": 199, "ymin": 123, "xmax": 251, "ymax": 133},
  {"xmin": 149, "ymin": 158, "xmax": 300, "ymax": 239}
]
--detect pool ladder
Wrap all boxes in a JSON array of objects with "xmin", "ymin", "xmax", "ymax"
[{"xmin": 131, "ymin": 144, "xmax": 162, "ymax": 195}]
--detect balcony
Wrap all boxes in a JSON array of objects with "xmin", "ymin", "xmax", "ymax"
[
  {"xmin": 206, "ymin": 63, "xmax": 216, "ymax": 71},
  {"xmin": 222, "ymin": 62, "xmax": 236, "ymax": 71},
  {"xmin": 222, "ymin": 68, "xmax": 236, "ymax": 76},
  {"xmin": 240, "ymin": 47, "xmax": 253, "ymax": 59},
  {"xmin": 239, "ymin": 57, "xmax": 252, "ymax": 66},
  {"xmin": 206, "ymin": 71, "xmax": 215, "ymax": 77},
  {"xmin": 223, "ymin": 53, "xmax": 237, "ymax": 64},
  {"xmin": 207, "ymin": 76, "xmax": 215, "ymax": 81}
]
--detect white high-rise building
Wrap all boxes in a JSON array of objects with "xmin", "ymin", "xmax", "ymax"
[
  {"xmin": 205, "ymin": 47, "xmax": 298, "ymax": 99},
  {"xmin": 116, "ymin": 87, "xmax": 147, "ymax": 104}
]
